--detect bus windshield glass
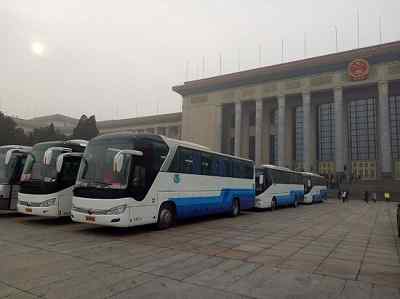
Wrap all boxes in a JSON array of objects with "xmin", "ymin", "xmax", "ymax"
[
  {"xmin": 76, "ymin": 137, "xmax": 134, "ymax": 189},
  {"xmin": 21, "ymin": 143, "xmax": 61, "ymax": 182}
]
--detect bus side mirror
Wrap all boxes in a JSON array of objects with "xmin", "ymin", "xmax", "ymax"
[
  {"xmin": 44, "ymin": 147, "xmax": 72, "ymax": 165},
  {"xmin": 113, "ymin": 153, "xmax": 124, "ymax": 173},
  {"xmin": 258, "ymin": 175, "xmax": 264, "ymax": 185},
  {"xmin": 43, "ymin": 150, "xmax": 53, "ymax": 166},
  {"xmin": 5, "ymin": 150, "xmax": 14, "ymax": 165},
  {"xmin": 56, "ymin": 155, "xmax": 64, "ymax": 173},
  {"xmin": 112, "ymin": 149, "xmax": 143, "ymax": 174}
]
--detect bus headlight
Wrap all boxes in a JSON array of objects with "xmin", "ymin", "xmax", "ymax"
[
  {"xmin": 40, "ymin": 198, "xmax": 57, "ymax": 207},
  {"xmin": 105, "ymin": 204, "xmax": 127, "ymax": 215}
]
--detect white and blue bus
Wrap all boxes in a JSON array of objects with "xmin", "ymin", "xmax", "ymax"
[
  {"xmin": 71, "ymin": 133, "xmax": 255, "ymax": 229},
  {"xmin": 255, "ymin": 165, "xmax": 304, "ymax": 209},
  {"xmin": 301, "ymin": 172, "xmax": 327, "ymax": 204},
  {"xmin": 0, "ymin": 145, "xmax": 31, "ymax": 211},
  {"xmin": 17, "ymin": 140, "xmax": 87, "ymax": 217}
]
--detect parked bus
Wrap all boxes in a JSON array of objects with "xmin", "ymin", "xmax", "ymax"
[
  {"xmin": 0, "ymin": 145, "xmax": 31, "ymax": 210},
  {"xmin": 301, "ymin": 172, "xmax": 327, "ymax": 204},
  {"xmin": 71, "ymin": 133, "xmax": 255, "ymax": 229},
  {"xmin": 255, "ymin": 165, "xmax": 304, "ymax": 209},
  {"xmin": 17, "ymin": 140, "xmax": 87, "ymax": 217}
]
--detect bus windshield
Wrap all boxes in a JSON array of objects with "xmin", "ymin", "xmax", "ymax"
[
  {"xmin": 76, "ymin": 137, "xmax": 134, "ymax": 189},
  {"xmin": 21, "ymin": 143, "xmax": 61, "ymax": 182}
]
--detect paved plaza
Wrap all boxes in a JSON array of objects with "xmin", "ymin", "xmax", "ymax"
[{"xmin": 0, "ymin": 200, "xmax": 399, "ymax": 298}]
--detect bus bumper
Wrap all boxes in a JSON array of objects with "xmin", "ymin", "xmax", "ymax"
[
  {"xmin": 71, "ymin": 210, "xmax": 130, "ymax": 227},
  {"xmin": 254, "ymin": 198, "xmax": 271, "ymax": 208},
  {"xmin": 17, "ymin": 193, "xmax": 60, "ymax": 217},
  {"xmin": 302, "ymin": 195, "xmax": 313, "ymax": 204}
]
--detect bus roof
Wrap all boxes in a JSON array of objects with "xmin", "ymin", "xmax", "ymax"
[
  {"xmin": 0, "ymin": 145, "xmax": 32, "ymax": 150},
  {"xmin": 93, "ymin": 132, "xmax": 253, "ymax": 163},
  {"xmin": 300, "ymin": 171, "xmax": 325, "ymax": 178},
  {"xmin": 161, "ymin": 135, "xmax": 253, "ymax": 163},
  {"xmin": 258, "ymin": 164, "xmax": 297, "ymax": 173}
]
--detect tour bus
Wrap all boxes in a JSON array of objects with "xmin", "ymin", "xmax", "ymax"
[
  {"xmin": 0, "ymin": 145, "xmax": 31, "ymax": 210},
  {"xmin": 301, "ymin": 172, "xmax": 328, "ymax": 204},
  {"xmin": 255, "ymin": 165, "xmax": 304, "ymax": 209},
  {"xmin": 17, "ymin": 140, "xmax": 87, "ymax": 217},
  {"xmin": 71, "ymin": 133, "xmax": 255, "ymax": 229}
]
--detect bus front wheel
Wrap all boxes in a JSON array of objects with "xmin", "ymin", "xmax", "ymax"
[
  {"xmin": 157, "ymin": 203, "xmax": 176, "ymax": 230},
  {"xmin": 230, "ymin": 198, "xmax": 240, "ymax": 217}
]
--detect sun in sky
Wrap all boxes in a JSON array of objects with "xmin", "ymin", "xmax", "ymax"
[{"xmin": 31, "ymin": 41, "xmax": 45, "ymax": 56}]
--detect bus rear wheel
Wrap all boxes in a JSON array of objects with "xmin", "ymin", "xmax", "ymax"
[
  {"xmin": 230, "ymin": 198, "xmax": 240, "ymax": 217},
  {"xmin": 157, "ymin": 203, "xmax": 176, "ymax": 230}
]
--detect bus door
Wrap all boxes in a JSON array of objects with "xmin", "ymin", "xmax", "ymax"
[
  {"xmin": 304, "ymin": 176, "xmax": 312, "ymax": 194},
  {"xmin": 58, "ymin": 155, "xmax": 82, "ymax": 215},
  {"xmin": 129, "ymin": 144, "xmax": 159, "ymax": 225}
]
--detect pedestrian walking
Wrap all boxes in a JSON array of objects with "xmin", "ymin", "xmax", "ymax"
[
  {"xmin": 342, "ymin": 190, "xmax": 348, "ymax": 203},
  {"xmin": 364, "ymin": 190, "xmax": 369, "ymax": 203}
]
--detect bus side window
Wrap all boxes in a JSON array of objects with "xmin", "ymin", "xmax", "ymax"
[{"xmin": 201, "ymin": 153, "xmax": 212, "ymax": 175}]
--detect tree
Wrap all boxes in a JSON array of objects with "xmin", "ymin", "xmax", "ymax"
[
  {"xmin": 29, "ymin": 123, "xmax": 65, "ymax": 144},
  {"xmin": 72, "ymin": 114, "xmax": 99, "ymax": 140},
  {"xmin": 0, "ymin": 111, "xmax": 29, "ymax": 146}
]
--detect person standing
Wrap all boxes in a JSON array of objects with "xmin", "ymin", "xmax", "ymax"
[
  {"xmin": 371, "ymin": 192, "xmax": 377, "ymax": 203},
  {"xmin": 384, "ymin": 192, "xmax": 391, "ymax": 202}
]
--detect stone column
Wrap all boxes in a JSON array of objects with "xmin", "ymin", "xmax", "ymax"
[
  {"xmin": 378, "ymin": 81, "xmax": 392, "ymax": 176},
  {"xmin": 165, "ymin": 126, "xmax": 171, "ymax": 138},
  {"xmin": 334, "ymin": 87, "xmax": 345, "ymax": 174},
  {"xmin": 302, "ymin": 92, "xmax": 311, "ymax": 171},
  {"xmin": 234, "ymin": 102, "xmax": 242, "ymax": 157},
  {"xmin": 277, "ymin": 95, "xmax": 286, "ymax": 167},
  {"xmin": 215, "ymin": 104, "xmax": 223, "ymax": 152},
  {"xmin": 255, "ymin": 99, "xmax": 263, "ymax": 166}
]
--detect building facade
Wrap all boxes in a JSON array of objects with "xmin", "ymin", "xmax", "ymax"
[
  {"xmin": 97, "ymin": 112, "xmax": 182, "ymax": 140},
  {"xmin": 173, "ymin": 41, "xmax": 400, "ymax": 180}
]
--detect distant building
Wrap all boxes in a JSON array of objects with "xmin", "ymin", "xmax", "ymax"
[
  {"xmin": 96, "ymin": 112, "xmax": 182, "ymax": 139},
  {"xmin": 173, "ymin": 41, "xmax": 400, "ymax": 181}
]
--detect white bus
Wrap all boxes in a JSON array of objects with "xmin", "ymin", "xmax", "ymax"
[
  {"xmin": 71, "ymin": 133, "xmax": 255, "ymax": 229},
  {"xmin": 255, "ymin": 165, "xmax": 304, "ymax": 209},
  {"xmin": 0, "ymin": 145, "xmax": 31, "ymax": 210},
  {"xmin": 17, "ymin": 140, "xmax": 87, "ymax": 217},
  {"xmin": 301, "ymin": 172, "xmax": 327, "ymax": 204}
]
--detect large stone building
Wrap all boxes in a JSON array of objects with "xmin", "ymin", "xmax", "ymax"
[
  {"xmin": 97, "ymin": 112, "xmax": 182, "ymax": 139},
  {"xmin": 173, "ymin": 41, "xmax": 400, "ymax": 181}
]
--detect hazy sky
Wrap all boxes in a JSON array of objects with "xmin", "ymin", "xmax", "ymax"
[{"xmin": 1, "ymin": 0, "xmax": 399, "ymax": 121}]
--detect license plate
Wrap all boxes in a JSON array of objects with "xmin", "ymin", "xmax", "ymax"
[
  {"xmin": 85, "ymin": 216, "xmax": 96, "ymax": 222},
  {"xmin": 25, "ymin": 208, "xmax": 32, "ymax": 213}
]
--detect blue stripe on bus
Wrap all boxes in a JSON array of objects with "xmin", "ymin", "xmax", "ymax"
[
  {"xmin": 168, "ymin": 189, "xmax": 255, "ymax": 219},
  {"xmin": 275, "ymin": 189, "xmax": 304, "ymax": 207}
]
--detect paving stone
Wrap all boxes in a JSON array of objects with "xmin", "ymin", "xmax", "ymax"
[
  {"xmin": 358, "ymin": 262, "xmax": 400, "ymax": 288},
  {"xmin": 315, "ymin": 258, "xmax": 361, "ymax": 280},
  {"xmin": 111, "ymin": 277, "xmax": 246, "ymax": 299}
]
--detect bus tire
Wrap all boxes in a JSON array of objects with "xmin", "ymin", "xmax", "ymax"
[
  {"xmin": 230, "ymin": 198, "xmax": 240, "ymax": 217},
  {"xmin": 157, "ymin": 203, "xmax": 176, "ymax": 230},
  {"xmin": 271, "ymin": 198, "xmax": 277, "ymax": 211},
  {"xmin": 293, "ymin": 199, "xmax": 298, "ymax": 208}
]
